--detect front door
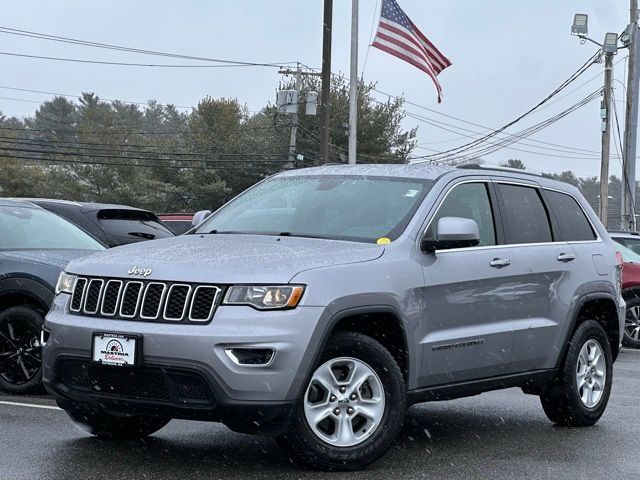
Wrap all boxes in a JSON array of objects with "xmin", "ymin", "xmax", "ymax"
[{"xmin": 418, "ymin": 181, "xmax": 515, "ymax": 387}]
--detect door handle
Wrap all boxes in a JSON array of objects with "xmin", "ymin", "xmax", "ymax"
[
  {"xmin": 490, "ymin": 258, "xmax": 511, "ymax": 268},
  {"xmin": 557, "ymin": 253, "xmax": 576, "ymax": 262}
]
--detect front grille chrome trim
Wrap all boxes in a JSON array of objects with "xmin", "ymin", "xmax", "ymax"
[
  {"xmin": 70, "ymin": 277, "xmax": 220, "ymax": 324},
  {"xmin": 83, "ymin": 279, "xmax": 104, "ymax": 315},
  {"xmin": 69, "ymin": 278, "xmax": 87, "ymax": 313},
  {"xmin": 188, "ymin": 286, "xmax": 220, "ymax": 322},
  {"xmin": 118, "ymin": 281, "xmax": 144, "ymax": 319},
  {"xmin": 100, "ymin": 280, "xmax": 123, "ymax": 316},
  {"xmin": 162, "ymin": 284, "xmax": 192, "ymax": 321},
  {"xmin": 139, "ymin": 282, "xmax": 168, "ymax": 320}
]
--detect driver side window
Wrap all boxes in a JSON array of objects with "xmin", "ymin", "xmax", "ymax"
[{"xmin": 425, "ymin": 182, "xmax": 496, "ymax": 247}]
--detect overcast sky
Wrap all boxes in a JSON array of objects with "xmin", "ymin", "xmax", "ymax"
[{"xmin": 0, "ymin": 1, "xmax": 631, "ymax": 177}]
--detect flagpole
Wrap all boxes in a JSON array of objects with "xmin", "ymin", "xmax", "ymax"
[{"xmin": 348, "ymin": 0, "xmax": 358, "ymax": 165}]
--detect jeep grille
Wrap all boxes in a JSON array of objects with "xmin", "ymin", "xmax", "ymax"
[{"xmin": 69, "ymin": 277, "xmax": 221, "ymax": 323}]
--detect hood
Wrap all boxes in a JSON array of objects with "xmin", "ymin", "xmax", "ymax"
[
  {"xmin": 0, "ymin": 249, "xmax": 100, "ymax": 270},
  {"xmin": 66, "ymin": 234, "xmax": 384, "ymax": 283}
]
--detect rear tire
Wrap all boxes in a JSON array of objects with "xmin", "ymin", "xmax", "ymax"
[
  {"xmin": 0, "ymin": 306, "xmax": 44, "ymax": 394},
  {"xmin": 277, "ymin": 331, "xmax": 406, "ymax": 471},
  {"xmin": 61, "ymin": 402, "xmax": 170, "ymax": 440},
  {"xmin": 540, "ymin": 320, "xmax": 613, "ymax": 427}
]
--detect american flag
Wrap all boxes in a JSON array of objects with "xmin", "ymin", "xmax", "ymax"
[{"xmin": 372, "ymin": 0, "xmax": 452, "ymax": 102}]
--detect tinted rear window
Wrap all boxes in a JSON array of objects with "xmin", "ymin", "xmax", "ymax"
[
  {"xmin": 544, "ymin": 190, "xmax": 596, "ymax": 241},
  {"xmin": 498, "ymin": 184, "xmax": 552, "ymax": 244},
  {"xmin": 163, "ymin": 220, "xmax": 193, "ymax": 235},
  {"xmin": 96, "ymin": 209, "xmax": 174, "ymax": 243}
]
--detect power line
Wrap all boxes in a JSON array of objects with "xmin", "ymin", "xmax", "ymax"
[
  {"xmin": 0, "ymin": 136, "xmax": 284, "ymax": 159},
  {"xmin": 301, "ymin": 56, "xmax": 603, "ymax": 159},
  {"xmin": 0, "ymin": 143, "xmax": 288, "ymax": 164},
  {"xmin": 411, "ymin": 51, "xmax": 601, "ymax": 161},
  {"xmin": 0, "ymin": 50, "xmax": 288, "ymax": 68},
  {"xmin": 413, "ymin": 89, "xmax": 602, "ymax": 163},
  {"xmin": 0, "ymin": 152, "xmax": 298, "ymax": 170},
  {"xmin": 0, "ymin": 26, "xmax": 296, "ymax": 68}
]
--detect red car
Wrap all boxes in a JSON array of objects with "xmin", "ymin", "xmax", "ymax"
[{"xmin": 610, "ymin": 231, "xmax": 640, "ymax": 348}]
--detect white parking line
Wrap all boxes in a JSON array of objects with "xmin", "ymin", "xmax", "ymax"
[{"xmin": 0, "ymin": 400, "xmax": 61, "ymax": 411}]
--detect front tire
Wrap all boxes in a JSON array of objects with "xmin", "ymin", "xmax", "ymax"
[
  {"xmin": 62, "ymin": 402, "xmax": 170, "ymax": 440},
  {"xmin": 277, "ymin": 332, "xmax": 406, "ymax": 471},
  {"xmin": 540, "ymin": 320, "xmax": 613, "ymax": 427},
  {"xmin": 0, "ymin": 306, "xmax": 44, "ymax": 394}
]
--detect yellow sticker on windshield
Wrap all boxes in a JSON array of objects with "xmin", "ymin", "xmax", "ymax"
[{"xmin": 377, "ymin": 237, "xmax": 391, "ymax": 245}]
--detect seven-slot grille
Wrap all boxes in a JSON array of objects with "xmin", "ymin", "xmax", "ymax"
[{"xmin": 69, "ymin": 277, "xmax": 221, "ymax": 323}]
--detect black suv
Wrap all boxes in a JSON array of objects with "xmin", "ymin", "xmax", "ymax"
[
  {"xmin": 0, "ymin": 199, "xmax": 103, "ymax": 393},
  {"xmin": 24, "ymin": 199, "xmax": 175, "ymax": 248}
]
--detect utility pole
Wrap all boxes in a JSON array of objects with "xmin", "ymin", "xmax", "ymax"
[
  {"xmin": 348, "ymin": 0, "xmax": 359, "ymax": 164},
  {"xmin": 278, "ymin": 66, "xmax": 321, "ymax": 164},
  {"xmin": 622, "ymin": 0, "xmax": 639, "ymax": 230},
  {"xmin": 289, "ymin": 66, "xmax": 302, "ymax": 164},
  {"xmin": 319, "ymin": 0, "xmax": 333, "ymax": 165},
  {"xmin": 600, "ymin": 53, "xmax": 613, "ymax": 227}
]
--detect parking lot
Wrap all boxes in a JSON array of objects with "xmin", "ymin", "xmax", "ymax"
[{"xmin": 0, "ymin": 348, "xmax": 637, "ymax": 480}]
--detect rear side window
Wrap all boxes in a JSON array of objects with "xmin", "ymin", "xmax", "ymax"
[
  {"xmin": 498, "ymin": 184, "xmax": 552, "ymax": 244},
  {"xmin": 544, "ymin": 190, "xmax": 596, "ymax": 241},
  {"xmin": 96, "ymin": 209, "xmax": 174, "ymax": 244}
]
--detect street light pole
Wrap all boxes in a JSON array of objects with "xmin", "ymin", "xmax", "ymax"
[
  {"xmin": 622, "ymin": 0, "xmax": 640, "ymax": 230},
  {"xmin": 600, "ymin": 53, "xmax": 613, "ymax": 227}
]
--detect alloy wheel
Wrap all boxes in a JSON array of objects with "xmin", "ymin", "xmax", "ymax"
[
  {"xmin": 625, "ymin": 305, "xmax": 640, "ymax": 341},
  {"xmin": 576, "ymin": 339, "xmax": 607, "ymax": 409},
  {"xmin": 303, "ymin": 357, "xmax": 385, "ymax": 447},
  {"xmin": 0, "ymin": 317, "xmax": 41, "ymax": 385}
]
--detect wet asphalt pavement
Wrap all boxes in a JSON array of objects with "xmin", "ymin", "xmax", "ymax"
[{"xmin": 1, "ymin": 349, "xmax": 638, "ymax": 480}]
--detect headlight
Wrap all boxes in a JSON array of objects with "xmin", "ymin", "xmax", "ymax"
[
  {"xmin": 224, "ymin": 285, "xmax": 305, "ymax": 310},
  {"xmin": 55, "ymin": 272, "xmax": 77, "ymax": 295}
]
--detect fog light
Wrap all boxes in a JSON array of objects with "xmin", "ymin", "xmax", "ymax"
[{"xmin": 225, "ymin": 348, "xmax": 276, "ymax": 367}]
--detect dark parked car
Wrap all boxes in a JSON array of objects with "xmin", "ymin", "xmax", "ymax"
[
  {"xmin": 0, "ymin": 199, "xmax": 104, "ymax": 393},
  {"xmin": 157, "ymin": 213, "xmax": 195, "ymax": 235},
  {"xmin": 24, "ymin": 199, "xmax": 175, "ymax": 248}
]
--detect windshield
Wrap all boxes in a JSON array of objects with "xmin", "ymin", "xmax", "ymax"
[
  {"xmin": 195, "ymin": 175, "xmax": 433, "ymax": 243},
  {"xmin": 0, "ymin": 205, "xmax": 104, "ymax": 250}
]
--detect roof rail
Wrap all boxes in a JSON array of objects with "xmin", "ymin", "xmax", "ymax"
[{"xmin": 456, "ymin": 163, "xmax": 544, "ymax": 177}]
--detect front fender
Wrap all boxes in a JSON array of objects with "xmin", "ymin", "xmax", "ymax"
[{"xmin": 0, "ymin": 275, "xmax": 55, "ymax": 311}]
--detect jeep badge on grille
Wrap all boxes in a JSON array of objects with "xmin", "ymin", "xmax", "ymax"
[{"xmin": 128, "ymin": 266, "xmax": 152, "ymax": 277}]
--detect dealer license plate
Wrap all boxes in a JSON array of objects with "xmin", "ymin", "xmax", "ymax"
[{"xmin": 92, "ymin": 333, "xmax": 138, "ymax": 366}]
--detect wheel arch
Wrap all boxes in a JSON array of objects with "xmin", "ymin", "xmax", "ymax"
[
  {"xmin": 288, "ymin": 305, "xmax": 412, "ymax": 400},
  {"xmin": 557, "ymin": 293, "xmax": 621, "ymax": 368},
  {"xmin": 0, "ymin": 277, "xmax": 53, "ymax": 315}
]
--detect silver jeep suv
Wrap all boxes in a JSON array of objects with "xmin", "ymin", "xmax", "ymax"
[{"xmin": 43, "ymin": 164, "xmax": 625, "ymax": 470}]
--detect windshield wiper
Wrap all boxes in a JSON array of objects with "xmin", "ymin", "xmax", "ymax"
[
  {"xmin": 277, "ymin": 232, "xmax": 332, "ymax": 240},
  {"xmin": 206, "ymin": 230, "xmax": 253, "ymax": 235}
]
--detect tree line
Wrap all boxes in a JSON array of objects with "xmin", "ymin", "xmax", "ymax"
[{"xmin": 0, "ymin": 76, "xmax": 416, "ymax": 213}]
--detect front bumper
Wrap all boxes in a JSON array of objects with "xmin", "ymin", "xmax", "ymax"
[{"xmin": 43, "ymin": 294, "xmax": 325, "ymax": 432}]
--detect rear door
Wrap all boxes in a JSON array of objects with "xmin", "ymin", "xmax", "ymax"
[
  {"xmin": 418, "ymin": 179, "xmax": 516, "ymax": 386},
  {"xmin": 495, "ymin": 182, "xmax": 585, "ymax": 372}
]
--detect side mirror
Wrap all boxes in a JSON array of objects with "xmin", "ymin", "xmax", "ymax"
[
  {"xmin": 191, "ymin": 209, "xmax": 212, "ymax": 228},
  {"xmin": 421, "ymin": 216, "xmax": 480, "ymax": 253}
]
